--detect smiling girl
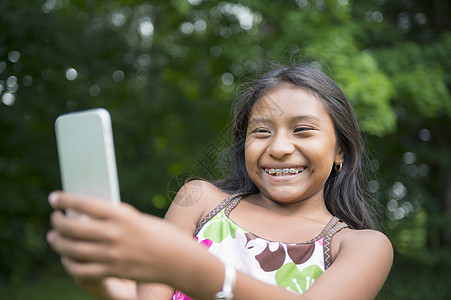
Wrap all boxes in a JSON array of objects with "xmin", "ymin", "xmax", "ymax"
[{"xmin": 48, "ymin": 63, "xmax": 393, "ymax": 300}]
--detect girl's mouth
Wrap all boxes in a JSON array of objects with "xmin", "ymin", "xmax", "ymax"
[{"xmin": 263, "ymin": 167, "xmax": 306, "ymax": 176}]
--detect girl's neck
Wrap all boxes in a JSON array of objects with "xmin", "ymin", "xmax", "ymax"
[{"xmin": 246, "ymin": 192, "xmax": 333, "ymax": 223}]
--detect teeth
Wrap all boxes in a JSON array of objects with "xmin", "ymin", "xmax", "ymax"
[{"xmin": 264, "ymin": 168, "xmax": 304, "ymax": 176}]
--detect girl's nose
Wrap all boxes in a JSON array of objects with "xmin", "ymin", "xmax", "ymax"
[{"xmin": 266, "ymin": 132, "xmax": 295, "ymax": 159}]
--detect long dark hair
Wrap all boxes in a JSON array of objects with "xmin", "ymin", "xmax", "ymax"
[{"xmin": 214, "ymin": 63, "xmax": 380, "ymax": 230}]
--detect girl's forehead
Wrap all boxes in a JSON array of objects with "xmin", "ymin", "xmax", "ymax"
[{"xmin": 248, "ymin": 85, "xmax": 330, "ymax": 121}]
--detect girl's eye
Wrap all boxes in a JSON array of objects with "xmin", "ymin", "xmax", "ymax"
[
  {"xmin": 251, "ymin": 128, "xmax": 271, "ymax": 134},
  {"xmin": 294, "ymin": 127, "xmax": 311, "ymax": 133}
]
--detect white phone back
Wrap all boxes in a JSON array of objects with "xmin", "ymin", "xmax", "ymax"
[{"xmin": 55, "ymin": 108, "xmax": 121, "ymax": 204}]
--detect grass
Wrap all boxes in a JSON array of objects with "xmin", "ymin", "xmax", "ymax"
[{"xmin": 0, "ymin": 265, "xmax": 91, "ymax": 300}]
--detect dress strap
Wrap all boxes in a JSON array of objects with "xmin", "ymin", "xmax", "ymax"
[
  {"xmin": 304, "ymin": 216, "xmax": 340, "ymax": 243},
  {"xmin": 194, "ymin": 193, "xmax": 244, "ymax": 236},
  {"xmin": 323, "ymin": 220, "xmax": 348, "ymax": 269}
]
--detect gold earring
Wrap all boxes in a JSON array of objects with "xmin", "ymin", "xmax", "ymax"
[{"xmin": 334, "ymin": 160, "xmax": 343, "ymax": 173}]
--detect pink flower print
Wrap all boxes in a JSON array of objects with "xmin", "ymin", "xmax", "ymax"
[
  {"xmin": 173, "ymin": 290, "xmax": 193, "ymax": 300},
  {"xmin": 317, "ymin": 236, "xmax": 324, "ymax": 246},
  {"xmin": 197, "ymin": 238, "xmax": 213, "ymax": 249}
]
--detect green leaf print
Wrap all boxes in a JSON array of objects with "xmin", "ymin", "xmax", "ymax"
[
  {"xmin": 275, "ymin": 263, "xmax": 323, "ymax": 294},
  {"xmin": 202, "ymin": 211, "xmax": 242, "ymax": 243}
]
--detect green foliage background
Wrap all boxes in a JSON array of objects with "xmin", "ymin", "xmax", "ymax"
[{"xmin": 0, "ymin": 0, "xmax": 450, "ymax": 298}]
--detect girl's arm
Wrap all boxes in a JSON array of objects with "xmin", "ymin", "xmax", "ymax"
[
  {"xmin": 48, "ymin": 190, "xmax": 392, "ymax": 300},
  {"xmin": 47, "ymin": 192, "xmax": 295, "ymax": 300},
  {"xmin": 304, "ymin": 229, "xmax": 393, "ymax": 299},
  {"xmin": 47, "ymin": 181, "xmax": 229, "ymax": 300}
]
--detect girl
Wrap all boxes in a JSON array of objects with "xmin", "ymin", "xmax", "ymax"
[{"xmin": 48, "ymin": 63, "xmax": 393, "ymax": 300}]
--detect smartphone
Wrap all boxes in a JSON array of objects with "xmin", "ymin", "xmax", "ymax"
[{"xmin": 55, "ymin": 108, "xmax": 121, "ymax": 215}]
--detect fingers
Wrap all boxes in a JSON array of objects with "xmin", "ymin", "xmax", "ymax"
[
  {"xmin": 61, "ymin": 256, "xmax": 110, "ymax": 279},
  {"xmin": 50, "ymin": 209, "xmax": 113, "ymax": 242},
  {"xmin": 47, "ymin": 231, "xmax": 97, "ymax": 261},
  {"xmin": 47, "ymin": 212, "xmax": 127, "ymax": 281},
  {"xmin": 49, "ymin": 191, "xmax": 123, "ymax": 219},
  {"xmin": 47, "ymin": 230, "xmax": 111, "ymax": 262}
]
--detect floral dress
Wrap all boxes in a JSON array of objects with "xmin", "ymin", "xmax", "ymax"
[{"xmin": 173, "ymin": 193, "xmax": 348, "ymax": 299}]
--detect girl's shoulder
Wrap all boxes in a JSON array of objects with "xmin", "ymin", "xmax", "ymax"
[
  {"xmin": 332, "ymin": 227, "xmax": 393, "ymax": 264},
  {"xmin": 164, "ymin": 180, "xmax": 230, "ymax": 235},
  {"xmin": 338, "ymin": 227, "xmax": 391, "ymax": 245},
  {"xmin": 321, "ymin": 228, "xmax": 393, "ymax": 298},
  {"xmin": 307, "ymin": 228, "xmax": 393, "ymax": 299},
  {"xmin": 180, "ymin": 179, "xmax": 231, "ymax": 213}
]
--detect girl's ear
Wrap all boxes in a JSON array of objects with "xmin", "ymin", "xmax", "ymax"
[{"xmin": 334, "ymin": 147, "xmax": 344, "ymax": 165}]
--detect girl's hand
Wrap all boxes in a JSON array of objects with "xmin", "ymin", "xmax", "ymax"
[{"xmin": 46, "ymin": 191, "xmax": 181, "ymax": 286}]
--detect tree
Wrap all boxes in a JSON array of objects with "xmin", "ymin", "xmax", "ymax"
[{"xmin": 1, "ymin": 0, "xmax": 450, "ymax": 298}]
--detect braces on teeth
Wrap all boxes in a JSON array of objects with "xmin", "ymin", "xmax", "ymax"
[{"xmin": 264, "ymin": 168, "xmax": 302, "ymax": 176}]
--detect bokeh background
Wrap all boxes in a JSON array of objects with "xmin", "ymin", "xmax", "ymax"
[{"xmin": 1, "ymin": 0, "xmax": 450, "ymax": 299}]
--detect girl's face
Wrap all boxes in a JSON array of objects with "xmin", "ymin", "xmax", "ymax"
[{"xmin": 245, "ymin": 84, "xmax": 343, "ymax": 205}]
